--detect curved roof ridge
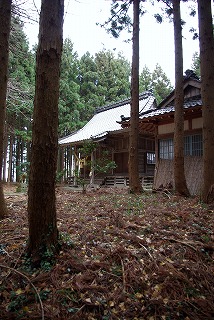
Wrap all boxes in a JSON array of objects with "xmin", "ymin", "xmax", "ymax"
[{"xmin": 95, "ymin": 90, "xmax": 153, "ymax": 114}]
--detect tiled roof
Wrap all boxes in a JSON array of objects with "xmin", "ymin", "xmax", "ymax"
[
  {"xmin": 158, "ymin": 74, "xmax": 201, "ymax": 109},
  {"xmin": 59, "ymin": 91, "xmax": 156, "ymax": 146},
  {"xmin": 140, "ymin": 95, "xmax": 202, "ymax": 120}
]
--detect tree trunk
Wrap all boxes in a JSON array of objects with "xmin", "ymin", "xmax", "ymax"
[
  {"xmin": 7, "ymin": 134, "xmax": 13, "ymax": 183},
  {"xmin": 173, "ymin": 0, "xmax": 189, "ymax": 196},
  {"xmin": 0, "ymin": 0, "xmax": 12, "ymax": 218},
  {"xmin": 129, "ymin": 0, "xmax": 142, "ymax": 194},
  {"xmin": 57, "ymin": 146, "xmax": 63, "ymax": 183},
  {"xmin": 198, "ymin": 0, "xmax": 214, "ymax": 203},
  {"xmin": 2, "ymin": 124, "xmax": 8, "ymax": 182},
  {"xmin": 27, "ymin": 0, "xmax": 64, "ymax": 265},
  {"xmin": 16, "ymin": 137, "xmax": 21, "ymax": 182}
]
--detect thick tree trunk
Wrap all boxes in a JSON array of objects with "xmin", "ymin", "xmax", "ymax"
[
  {"xmin": 0, "ymin": 0, "xmax": 12, "ymax": 218},
  {"xmin": 27, "ymin": 0, "xmax": 64, "ymax": 265},
  {"xmin": 129, "ymin": 0, "xmax": 142, "ymax": 194},
  {"xmin": 198, "ymin": 0, "xmax": 214, "ymax": 203},
  {"xmin": 173, "ymin": 0, "xmax": 189, "ymax": 196}
]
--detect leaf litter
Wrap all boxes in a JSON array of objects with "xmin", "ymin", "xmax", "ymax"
[{"xmin": 0, "ymin": 184, "xmax": 213, "ymax": 319}]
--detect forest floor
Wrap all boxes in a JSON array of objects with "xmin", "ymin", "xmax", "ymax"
[{"xmin": 0, "ymin": 184, "xmax": 214, "ymax": 320}]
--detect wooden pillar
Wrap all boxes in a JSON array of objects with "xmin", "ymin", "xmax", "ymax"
[
  {"xmin": 68, "ymin": 145, "xmax": 72, "ymax": 178},
  {"xmin": 154, "ymin": 124, "xmax": 159, "ymax": 187},
  {"xmin": 73, "ymin": 145, "xmax": 78, "ymax": 186},
  {"xmin": 90, "ymin": 151, "xmax": 95, "ymax": 185}
]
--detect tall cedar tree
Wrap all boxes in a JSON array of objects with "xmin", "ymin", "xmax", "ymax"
[
  {"xmin": 173, "ymin": 0, "xmax": 189, "ymax": 196},
  {"xmin": 129, "ymin": 0, "xmax": 142, "ymax": 193},
  {"xmin": 198, "ymin": 0, "xmax": 214, "ymax": 203},
  {"xmin": 27, "ymin": 0, "xmax": 64, "ymax": 265},
  {"xmin": 0, "ymin": 0, "xmax": 12, "ymax": 218}
]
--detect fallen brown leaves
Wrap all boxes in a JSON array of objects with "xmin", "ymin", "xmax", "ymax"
[{"xmin": 0, "ymin": 185, "xmax": 214, "ymax": 319}]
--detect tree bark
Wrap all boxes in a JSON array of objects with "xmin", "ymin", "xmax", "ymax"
[
  {"xmin": 0, "ymin": 0, "xmax": 12, "ymax": 218},
  {"xmin": 27, "ymin": 0, "xmax": 64, "ymax": 265},
  {"xmin": 2, "ymin": 124, "xmax": 8, "ymax": 182},
  {"xmin": 7, "ymin": 134, "xmax": 13, "ymax": 183},
  {"xmin": 198, "ymin": 0, "xmax": 214, "ymax": 203},
  {"xmin": 16, "ymin": 137, "xmax": 21, "ymax": 183},
  {"xmin": 129, "ymin": 0, "xmax": 142, "ymax": 194},
  {"xmin": 173, "ymin": 0, "xmax": 189, "ymax": 196}
]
